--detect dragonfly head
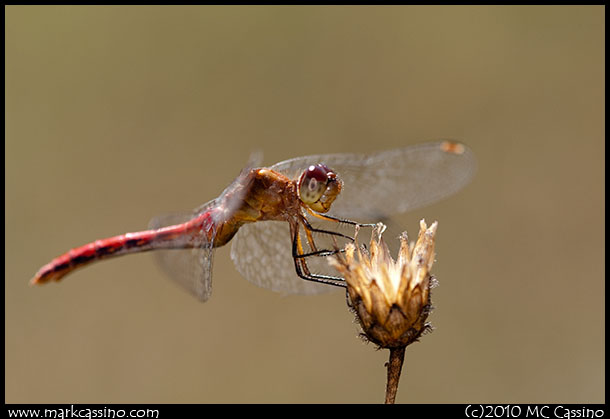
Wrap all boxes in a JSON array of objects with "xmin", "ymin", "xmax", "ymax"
[{"xmin": 297, "ymin": 163, "xmax": 342, "ymax": 213}]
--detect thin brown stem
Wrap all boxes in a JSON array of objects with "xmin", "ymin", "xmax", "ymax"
[{"xmin": 384, "ymin": 346, "xmax": 406, "ymax": 404}]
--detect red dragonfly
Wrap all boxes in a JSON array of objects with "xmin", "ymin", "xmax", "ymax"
[{"xmin": 31, "ymin": 140, "xmax": 475, "ymax": 301}]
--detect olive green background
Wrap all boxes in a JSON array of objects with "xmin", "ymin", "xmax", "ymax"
[{"xmin": 5, "ymin": 6, "xmax": 604, "ymax": 403}]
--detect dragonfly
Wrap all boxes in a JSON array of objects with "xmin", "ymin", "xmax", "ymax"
[{"xmin": 31, "ymin": 140, "xmax": 475, "ymax": 301}]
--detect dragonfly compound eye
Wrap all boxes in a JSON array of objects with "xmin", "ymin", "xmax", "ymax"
[
  {"xmin": 298, "ymin": 164, "xmax": 340, "ymax": 213},
  {"xmin": 299, "ymin": 165, "xmax": 328, "ymax": 204}
]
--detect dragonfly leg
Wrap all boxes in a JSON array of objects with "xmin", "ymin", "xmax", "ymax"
[
  {"xmin": 302, "ymin": 209, "xmax": 378, "ymax": 251},
  {"xmin": 294, "ymin": 248, "xmax": 344, "ymax": 258},
  {"xmin": 305, "ymin": 207, "xmax": 377, "ymax": 228},
  {"xmin": 304, "ymin": 210, "xmax": 382, "ymax": 254},
  {"xmin": 291, "ymin": 224, "xmax": 346, "ymax": 288},
  {"xmin": 300, "ymin": 215, "xmax": 355, "ymax": 243},
  {"xmin": 293, "ymin": 216, "xmax": 349, "ymax": 259},
  {"xmin": 302, "ymin": 220, "xmax": 319, "ymax": 252}
]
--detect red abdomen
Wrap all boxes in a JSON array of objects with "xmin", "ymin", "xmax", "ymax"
[{"xmin": 31, "ymin": 211, "xmax": 217, "ymax": 285}]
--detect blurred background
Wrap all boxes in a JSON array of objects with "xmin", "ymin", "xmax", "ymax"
[{"xmin": 6, "ymin": 6, "xmax": 604, "ymax": 403}]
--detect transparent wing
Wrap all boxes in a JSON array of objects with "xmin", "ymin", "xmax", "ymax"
[
  {"xmin": 230, "ymin": 219, "xmax": 340, "ymax": 295},
  {"xmin": 270, "ymin": 140, "xmax": 476, "ymax": 220},
  {"xmin": 148, "ymin": 207, "xmax": 215, "ymax": 302},
  {"xmin": 147, "ymin": 152, "xmax": 264, "ymax": 301}
]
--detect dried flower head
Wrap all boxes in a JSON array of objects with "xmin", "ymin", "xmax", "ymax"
[{"xmin": 328, "ymin": 220, "xmax": 438, "ymax": 349}]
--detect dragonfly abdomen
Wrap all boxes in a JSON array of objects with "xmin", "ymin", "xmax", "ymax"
[{"xmin": 31, "ymin": 212, "xmax": 217, "ymax": 285}]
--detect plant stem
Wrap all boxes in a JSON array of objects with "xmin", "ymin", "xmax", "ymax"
[{"xmin": 384, "ymin": 346, "xmax": 406, "ymax": 404}]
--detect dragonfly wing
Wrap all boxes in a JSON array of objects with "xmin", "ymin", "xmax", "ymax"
[
  {"xmin": 230, "ymin": 220, "xmax": 338, "ymax": 295},
  {"xmin": 147, "ymin": 154, "xmax": 264, "ymax": 301},
  {"xmin": 270, "ymin": 140, "xmax": 476, "ymax": 220},
  {"xmin": 151, "ymin": 246, "xmax": 214, "ymax": 301},
  {"xmin": 148, "ymin": 208, "xmax": 215, "ymax": 302}
]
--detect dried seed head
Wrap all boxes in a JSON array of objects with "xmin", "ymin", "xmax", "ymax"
[{"xmin": 328, "ymin": 220, "xmax": 438, "ymax": 348}]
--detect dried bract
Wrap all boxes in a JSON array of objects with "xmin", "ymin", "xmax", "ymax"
[{"xmin": 328, "ymin": 220, "xmax": 437, "ymax": 348}]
